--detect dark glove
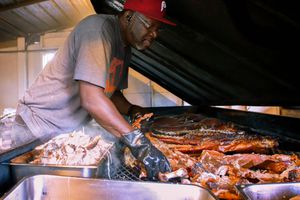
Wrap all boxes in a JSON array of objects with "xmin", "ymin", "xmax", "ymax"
[
  {"xmin": 121, "ymin": 129, "xmax": 171, "ymax": 180},
  {"xmin": 128, "ymin": 105, "xmax": 150, "ymax": 122}
]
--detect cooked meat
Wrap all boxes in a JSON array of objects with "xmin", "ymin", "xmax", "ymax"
[
  {"xmin": 199, "ymin": 150, "xmax": 299, "ymax": 171},
  {"xmin": 290, "ymin": 195, "xmax": 300, "ymax": 200},
  {"xmin": 131, "ymin": 113, "xmax": 153, "ymax": 129},
  {"xmin": 129, "ymin": 113, "xmax": 299, "ymax": 200},
  {"xmin": 158, "ymin": 168, "xmax": 188, "ymax": 182},
  {"xmin": 150, "ymin": 115, "xmax": 278, "ymax": 154},
  {"xmin": 152, "ymin": 132, "xmax": 278, "ymax": 154},
  {"xmin": 151, "ymin": 113, "xmax": 206, "ymax": 131},
  {"xmin": 147, "ymin": 134, "xmax": 197, "ymax": 171},
  {"xmin": 31, "ymin": 131, "xmax": 113, "ymax": 165}
]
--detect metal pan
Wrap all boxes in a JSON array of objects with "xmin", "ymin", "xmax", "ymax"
[
  {"xmin": 2, "ymin": 137, "xmax": 114, "ymax": 184},
  {"xmin": 0, "ymin": 137, "xmax": 50, "ymax": 196},
  {"xmin": 236, "ymin": 182, "xmax": 300, "ymax": 200},
  {"xmin": 0, "ymin": 135, "xmax": 51, "ymax": 163},
  {"xmin": 1, "ymin": 174, "xmax": 218, "ymax": 200}
]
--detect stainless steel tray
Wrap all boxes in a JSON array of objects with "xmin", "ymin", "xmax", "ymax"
[
  {"xmin": 1, "ymin": 174, "xmax": 218, "ymax": 200},
  {"xmin": 0, "ymin": 137, "xmax": 50, "ymax": 196},
  {"xmin": 3, "ymin": 140, "xmax": 114, "ymax": 184},
  {"xmin": 0, "ymin": 136, "xmax": 49, "ymax": 163},
  {"xmin": 236, "ymin": 182, "xmax": 300, "ymax": 200}
]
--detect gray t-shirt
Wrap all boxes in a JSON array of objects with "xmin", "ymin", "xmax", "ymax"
[{"xmin": 17, "ymin": 14, "xmax": 131, "ymax": 137}]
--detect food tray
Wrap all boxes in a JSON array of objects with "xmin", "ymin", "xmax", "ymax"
[
  {"xmin": 236, "ymin": 182, "xmax": 300, "ymax": 200},
  {"xmin": 1, "ymin": 174, "xmax": 218, "ymax": 200},
  {"xmin": 4, "ymin": 141, "xmax": 114, "ymax": 184}
]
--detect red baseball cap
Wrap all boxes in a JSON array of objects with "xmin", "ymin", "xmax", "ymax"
[{"xmin": 123, "ymin": 0, "xmax": 176, "ymax": 26}]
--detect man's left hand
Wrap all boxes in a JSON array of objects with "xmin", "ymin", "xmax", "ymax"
[{"xmin": 128, "ymin": 105, "xmax": 150, "ymax": 122}]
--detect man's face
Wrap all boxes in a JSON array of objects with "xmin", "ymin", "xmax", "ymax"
[{"xmin": 126, "ymin": 12, "xmax": 161, "ymax": 50}]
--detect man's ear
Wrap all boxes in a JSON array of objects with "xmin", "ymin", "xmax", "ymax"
[{"xmin": 124, "ymin": 10, "xmax": 134, "ymax": 22}]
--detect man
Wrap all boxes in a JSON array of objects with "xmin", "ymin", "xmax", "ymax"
[{"xmin": 12, "ymin": 0, "xmax": 176, "ymax": 179}]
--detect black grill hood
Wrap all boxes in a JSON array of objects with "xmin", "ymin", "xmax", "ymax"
[{"xmin": 91, "ymin": 0, "xmax": 300, "ymax": 106}]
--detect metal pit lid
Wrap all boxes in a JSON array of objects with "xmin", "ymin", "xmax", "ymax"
[{"xmin": 91, "ymin": 0, "xmax": 300, "ymax": 106}]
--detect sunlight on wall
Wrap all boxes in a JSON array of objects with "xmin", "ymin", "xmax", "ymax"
[
  {"xmin": 214, "ymin": 105, "xmax": 280, "ymax": 115},
  {"xmin": 42, "ymin": 52, "xmax": 56, "ymax": 68},
  {"xmin": 124, "ymin": 68, "xmax": 189, "ymax": 107}
]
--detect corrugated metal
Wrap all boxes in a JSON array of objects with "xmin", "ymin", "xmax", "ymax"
[
  {"xmin": 0, "ymin": 0, "xmax": 95, "ymax": 43},
  {"xmin": 91, "ymin": 0, "xmax": 300, "ymax": 106}
]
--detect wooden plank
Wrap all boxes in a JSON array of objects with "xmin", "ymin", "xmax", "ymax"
[
  {"xmin": 0, "ymin": 14, "xmax": 26, "ymax": 36},
  {"xmin": 70, "ymin": 0, "xmax": 93, "ymax": 19},
  {"xmin": 0, "ymin": 0, "xmax": 13, "ymax": 7},
  {"xmin": 0, "ymin": 10, "xmax": 37, "ymax": 33},
  {"xmin": 26, "ymin": 4, "xmax": 59, "ymax": 28},
  {"xmin": 0, "ymin": 0, "xmax": 49, "ymax": 12},
  {"xmin": 53, "ymin": 0, "xmax": 81, "ymax": 24},
  {"xmin": 0, "ymin": 27, "xmax": 16, "ymax": 40},
  {"xmin": 82, "ymin": 0, "xmax": 95, "ymax": 13},
  {"xmin": 38, "ymin": 0, "xmax": 71, "ymax": 27},
  {"xmin": 14, "ymin": 7, "xmax": 47, "ymax": 31},
  {"xmin": 0, "ymin": 39, "xmax": 17, "ymax": 48}
]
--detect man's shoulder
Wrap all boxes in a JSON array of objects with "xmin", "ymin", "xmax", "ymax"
[
  {"xmin": 78, "ymin": 14, "xmax": 116, "ymax": 27},
  {"xmin": 72, "ymin": 14, "xmax": 117, "ymax": 36}
]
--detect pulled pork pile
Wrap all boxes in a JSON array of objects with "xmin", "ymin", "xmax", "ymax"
[{"xmin": 31, "ymin": 131, "xmax": 113, "ymax": 165}]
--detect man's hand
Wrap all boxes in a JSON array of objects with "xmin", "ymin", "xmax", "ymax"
[
  {"xmin": 121, "ymin": 129, "xmax": 171, "ymax": 180},
  {"xmin": 128, "ymin": 105, "xmax": 150, "ymax": 122}
]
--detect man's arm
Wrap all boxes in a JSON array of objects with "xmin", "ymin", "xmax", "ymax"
[
  {"xmin": 79, "ymin": 81, "xmax": 134, "ymax": 137},
  {"xmin": 110, "ymin": 90, "xmax": 132, "ymax": 115},
  {"xmin": 111, "ymin": 90, "xmax": 150, "ymax": 121},
  {"xmin": 79, "ymin": 81, "xmax": 171, "ymax": 179}
]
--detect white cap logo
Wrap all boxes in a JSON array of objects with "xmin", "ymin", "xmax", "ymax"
[{"xmin": 161, "ymin": 1, "xmax": 166, "ymax": 12}]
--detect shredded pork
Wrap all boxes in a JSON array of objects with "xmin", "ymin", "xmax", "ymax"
[{"xmin": 31, "ymin": 131, "xmax": 113, "ymax": 165}]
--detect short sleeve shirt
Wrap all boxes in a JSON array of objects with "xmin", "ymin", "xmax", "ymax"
[{"xmin": 17, "ymin": 14, "xmax": 131, "ymax": 137}]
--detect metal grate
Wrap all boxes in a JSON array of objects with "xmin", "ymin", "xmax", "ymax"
[{"xmin": 110, "ymin": 165, "xmax": 141, "ymax": 181}]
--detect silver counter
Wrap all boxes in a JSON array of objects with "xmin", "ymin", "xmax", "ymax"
[
  {"xmin": 236, "ymin": 182, "xmax": 300, "ymax": 200},
  {"xmin": 1, "ymin": 174, "xmax": 218, "ymax": 200}
]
